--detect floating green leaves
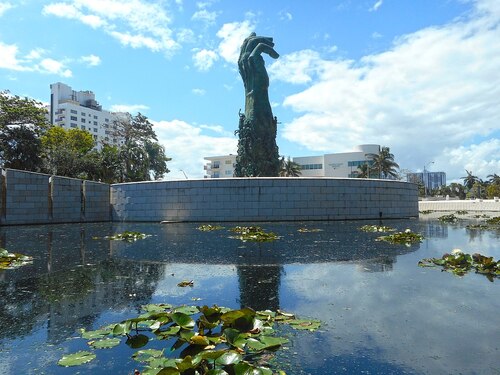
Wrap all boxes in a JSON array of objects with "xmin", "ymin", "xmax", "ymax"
[
  {"xmin": 438, "ymin": 214, "xmax": 459, "ymax": 223},
  {"xmin": 177, "ymin": 280, "xmax": 194, "ymax": 287},
  {"xmin": 58, "ymin": 351, "xmax": 96, "ymax": 367},
  {"xmin": 0, "ymin": 248, "xmax": 33, "ymax": 270},
  {"xmin": 376, "ymin": 229, "xmax": 424, "ymax": 246},
  {"xmin": 197, "ymin": 225, "xmax": 225, "ymax": 231},
  {"xmin": 104, "ymin": 231, "xmax": 150, "ymax": 242},
  {"xmin": 297, "ymin": 228, "xmax": 323, "ymax": 233},
  {"xmin": 359, "ymin": 225, "xmax": 396, "ymax": 233},
  {"xmin": 486, "ymin": 216, "xmax": 500, "ymax": 226},
  {"xmin": 228, "ymin": 226, "xmax": 279, "ymax": 242},
  {"xmin": 419, "ymin": 250, "xmax": 500, "ymax": 281},
  {"xmin": 456, "ymin": 210, "xmax": 468, "ymax": 215},
  {"xmin": 58, "ymin": 303, "xmax": 320, "ymax": 374},
  {"xmin": 419, "ymin": 210, "xmax": 434, "ymax": 215}
]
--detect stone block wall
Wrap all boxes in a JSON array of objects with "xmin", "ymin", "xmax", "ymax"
[
  {"xmin": 51, "ymin": 176, "xmax": 82, "ymax": 223},
  {"xmin": 111, "ymin": 178, "xmax": 418, "ymax": 222},
  {"xmin": 0, "ymin": 169, "xmax": 111, "ymax": 225},
  {"xmin": 2, "ymin": 169, "xmax": 50, "ymax": 225},
  {"xmin": 83, "ymin": 180, "xmax": 111, "ymax": 222}
]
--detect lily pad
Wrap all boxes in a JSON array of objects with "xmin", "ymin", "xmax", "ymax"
[
  {"xmin": 376, "ymin": 229, "xmax": 423, "ymax": 245},
  {"xmin": 438, "ymin": 214, "xmax": 459, "ymax": 223},
  {"xmin": 228, "ymin": 226, "xmax": 280, "ymax": 242},
  {"xmin": 104, "ymin": 231, "xmax": 150, "ymax": 242},
  {"xmin": 297, "ymin": 228, "xmax": 323, "ymax": 233},
  {"xmin": 89, "ymin": 337, "xmax": 121, "ymax": 349},
  {"xmin": 58, "ymin": 351, "xmax": 96, "ymax": 367},
  {"xmin": 126, "ymin": 334, "xmax": 149, "ymax": 348},
  {"xmin": 197, "ymin": 224, "xmax": 225, "ymax": 231}
]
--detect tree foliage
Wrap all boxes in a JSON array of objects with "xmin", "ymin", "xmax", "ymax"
[
  {"xmin": 0, "ymin": 91, "xmax": 48, "ymax": 170},
  {"xmin": 112, "ymin": 113, "xmax": 170, "ymax": 182},
  {"xmin": 367, "ymin": 146, "xmax": 400, "ymax": 179},
  {"xmin": 279, "ymin": 156, "xmax": 301, "ymax": 177}
]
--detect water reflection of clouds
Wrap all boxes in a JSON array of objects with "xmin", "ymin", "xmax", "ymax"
[{"xmin": 282, "ymin": 257, "xmax": 500, "ymax": 374}]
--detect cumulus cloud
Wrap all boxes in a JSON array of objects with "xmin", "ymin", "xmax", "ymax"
[
  {"xmin": 274, "ymin": 0, "xmax": 500, "ymax": 181},
  {"xmin": 152, "ymin": 119, "xmax": 237, "ymax": 180},
  {"xmin": 0, "ymin": 2, "xmax": 14, "ymax": 17},
  {"xmin": 43, "ymin": 0, "xmax": 179, "ymax": 55},
  {"xmin": 192, "ymin": 48, "xmax": 219, "ymax": 71},
  {"xmin": 216, "ymin": 20, "xmax": 254, "ymax": 64},
  {"xmin": 109, "ymin": 104, "xmax": 149, "ymax": 113},
  {"xmin": 81, "ymin": 54, "xmax": 101, "ymax": 66},
  {"xmin": 0, "ymin": 42, "xmax": 72, "ymax": 77},
  {"xmin": 192, "ymin": 9, "xmax": 218, "ymax": 25},
  {"xmin": 369, "ymin": 0, "xmax": 383, "ymax": 12}
]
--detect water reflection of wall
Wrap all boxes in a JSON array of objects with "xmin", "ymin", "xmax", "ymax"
[{"xmin": 0, "ymin": 224, "xmax": 167, "ymax": 344}]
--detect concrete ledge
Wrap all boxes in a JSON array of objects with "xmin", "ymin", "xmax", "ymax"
[{"xmin": 419, "ymin": 199, "xmax": 500, "ymax": 212}]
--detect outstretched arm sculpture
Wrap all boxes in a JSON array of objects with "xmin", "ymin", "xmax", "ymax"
[{"xmin": 235, "ymin": 33, "xmax": 281, "ymax": 177}]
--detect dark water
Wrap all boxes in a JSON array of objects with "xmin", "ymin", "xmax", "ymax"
[{"xmin": 0, "ymin": 219, "xmax": 499, "ymax": 374}]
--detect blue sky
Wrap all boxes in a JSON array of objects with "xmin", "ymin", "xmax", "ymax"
[{"xmin": 1, "ymin": 0, "xmax": 499, "ymax": 181}]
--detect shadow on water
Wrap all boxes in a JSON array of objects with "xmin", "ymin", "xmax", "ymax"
[{"xmin": 0, "ymin": 219, "xmax": 498, "ymax": 374}]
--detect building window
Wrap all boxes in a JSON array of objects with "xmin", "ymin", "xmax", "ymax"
[
  {"xmin": 348, "ymin": 160, "xmax": 373, "ymax": 167},
  {"xmin": 93, "ymin": 121, "xmax": 98, "ymax": 125},
  {"xmin": 300, "ymin": 164, "xmax": 323, "ymax": 170},
  {"xmin": 70, "ymin": 109, "xmax": 77, "ymax": 114},
  {"xmin": 105, "ymin": 118, "xmax": 109, "ymax": 122},
  {"xmin": 94, "ymin": 115, "xmax": 98, "ymax": 119},
  {"xmin": 212, "ymin": 161, "xmax": 220, "ymax": 169},
  {"xmin": 70, "ymin": 123, "xmax": 77, "ymax": 128},
  {"xmin": 225, "ymin": 160, "xmax": 232, "ymax": 164},
  {"xmin": 213, "ymin": 172, "xmax": 220, "ymax": 178},
  {"xmin": 225, "ymin": 170, "xmax": 233, "ymax": 175},
  {"xmin": 94, "ymin": 128, "xmax": 98, "ymax": 132},
  {"xmin": 70, "ymin": 116, "xmax": 77, "ymax": 121},
  {"xmin": 80, "ymin": 125, "xmax": 85, "ymax": 130},
  {"xmin": 81, "ymin": 112, "xmax": 86, "ymax": 116}
]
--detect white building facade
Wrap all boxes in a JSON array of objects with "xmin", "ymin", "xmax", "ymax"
[
  {"xmin": 49, "ymin": 82, "xmax": 123, "ymax": 149},
  {"xmin": 203, "ymin": 145, "xmax": 382, "ymax": 178},
  {"xmin": 293, "ymin": 144, "xmax": 381, "ymax": 178},
  {"xmin": 204, "ymin": 154, "xmax": 237, "ymax": 178}
]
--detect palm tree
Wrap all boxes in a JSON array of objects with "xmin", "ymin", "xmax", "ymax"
[
  {"xmin": 368, "ymin": 146, "xmax": 399, "ymax": 179},
  {"xmin": 279, "ymin": 156, "xmax": 302, "ymax": 177},
  {"xmin": 461, "ymin": 169, "xmax": 479, "ymax": 190},
  {"xmin": 487, "ymin": 173, "xmax": 500, "ymax": 185}
]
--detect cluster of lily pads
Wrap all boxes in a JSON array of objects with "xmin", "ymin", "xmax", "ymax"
[
  {"xmin": 0, "ymin": 248, "xmax": 33, "ymax": 270},
  {"xmin": 419, "ymin": 249, "xmax": 499, "ymax": 281},
  {"xmin": 197, "ymin": 225, "xmax": 225, "ymax": 231},
  {"xmin": 357, "ymin": 225, "xmax": 423, "ymax": 246},
  {"xmin": 103, "ymin": 231, "xmax": 151, "ymax": 242},
  {"xmin": 297, "ymin": 228, "xmax": 323, "ymax": 233},
  {"xmin": 438, "ymin": 214, "xmax": 460, "ymax": 223},
  {"xmin": 58, "ymin": 303, "xmax": 320, "ymax": 374},
  {"xmin": 359, "ymin": 225, "xmax": 396, "ymax": 233},
  {"xmin": 228, "ymin": 226, "xmax": 280, "ymax": 242}
]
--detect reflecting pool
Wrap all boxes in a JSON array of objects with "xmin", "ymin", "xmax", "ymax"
[{"xmin": 0, "ymin": 218, "xmax": 499, "ymax": 374}]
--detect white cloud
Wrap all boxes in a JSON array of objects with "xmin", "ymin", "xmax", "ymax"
[
  {"xmin": 81, "ymin": 54, "xmax": 101, "ymax": 66},
  {"xmin": 216, "ymin": 20, "xmax": 254, "ymax": 64},
  {"xmin": 369, "ymin": 0, "xmax": 383, "ymax": 12},
  {"xmin": 275, "ymin": 0, "xmax": 500, "ymax": 181},
  {"xmin": 38, "ymin": 58, "xmax": 72, "ymax": 77},
  {"xmin": 192, "ymin": 9, "xmax": 218, "ymax": 25},
  {"xmin": 192, "ymin": 48, "xmax": 218, "ymax": 71},
  {"xmin": 43, "ymin": 0, "xmax": 179, "ymax": 55},
  {"xmin": 278, "ymin": 10, "xmax": 293, "ymax": 21},
  {"xmin": 268, "ymin": 49, "xmax": 322, "ymax": 84},
  {"xmin": 152, "ymin": 119, "xmax": 237, "ymax": 179},
  {"xmin": 0, "ymin": 2, "xmax": 14, "ymax": 17},
  {"xmin": 0, "ymin": 42, "xmax": 29, "ymax": 71},
  {"xmin": 192, "ymin": 88, "xmax": 206, "ymax": 95},
  {"xmin": 109, "ymin": 104, "xmax": 149, "ymax": 113}
]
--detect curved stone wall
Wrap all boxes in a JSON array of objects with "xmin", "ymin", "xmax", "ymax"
[{"xmin": 111, "ymin": 177, "xmax": 418, "ymax": 222}]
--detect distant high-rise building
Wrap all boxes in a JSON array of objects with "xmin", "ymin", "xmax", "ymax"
[
  {"xmin": 49, "ymin": 82, "xmax": 124, "ymax": 149},
  {"xmin": 407, "ymin": 171, "xmax": 446, "ymax": 193}
]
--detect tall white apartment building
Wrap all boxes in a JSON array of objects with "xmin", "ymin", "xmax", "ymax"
[
  {"xmin": 49, "ymin": 82, "xmax": 123, "ymax": 149},
  {"xmin": 203, "ymin": 145, "xmax": 382, "ymax": 178}
]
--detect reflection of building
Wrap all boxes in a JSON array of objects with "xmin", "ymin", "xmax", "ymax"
[
  {"xmin": 356, "ymin": 256, "xmax": 396, "ymax": 272},
  {"xmin": 49, "ymin": 82, "xmax": 124, "ymax": 149},
  {"xmin": 203, "ymin": 145, "xmax": 382, "ymax": 178},
  {"xmin": 204, "ymin": 154, "xmax": 237, "ymax": 178},
  {"xmin": 407, "ymin": 172, "xmax": 446, "ymax": 192}
]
